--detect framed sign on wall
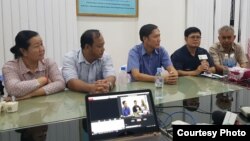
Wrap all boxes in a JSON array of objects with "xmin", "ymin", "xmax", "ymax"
[{"xmin": 77, "ymin": 0, "xmax": 138, "ymax": 17}]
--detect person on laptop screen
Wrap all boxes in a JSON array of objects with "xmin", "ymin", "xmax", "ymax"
[
  {"xmin": 141, "ymin": 99, "xmax": 148, "ymax": 110},
  {"xmin": 62, "ymin": 29, "xmax": 116, "ymax": 94},
  {"xmin": 132, "ymin": 100, "xmax": 143, "ymax": 116},
  {"xmin": 122, "ymin": 100, "xmax": 131, "ymax": 117},
  {"xmin": 127, "ymin": 24, "xmax": 178, "ymax": 84}
]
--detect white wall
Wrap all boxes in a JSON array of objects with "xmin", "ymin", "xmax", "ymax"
[
  {"xmin": 0, "ymin": 0, "xmax": 78, "ymax": 71},
  {"xmin": 77, "ymin": 16, "xmax": 138, "ymax": 73},
  {"xmin": 240, "ymin": 0, "xmax": 250, "ymax": 52},
  {"xmin": 77, "ymin": 0, "xmax": 186, "ymax": 72},
  {"xmin": 1, "ymin": 0, "xmax": 249, "ymax": 74},
  {"xmin": 187, "ymin": 0, "xmax": 215, "ymax": 50}
]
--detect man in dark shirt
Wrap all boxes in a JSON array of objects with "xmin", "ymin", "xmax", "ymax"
[
  {"xmin": 171, "ymin": 27, "xmax": 215, "ymax": 76},
  {"xmin": 132, "ymin": 100, "xmax": 142, "ymax": 116}
]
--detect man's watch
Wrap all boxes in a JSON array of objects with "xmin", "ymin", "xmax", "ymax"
[{"xmin": 108, "ymin": 82, "xmax": 113, "ymax": 91}]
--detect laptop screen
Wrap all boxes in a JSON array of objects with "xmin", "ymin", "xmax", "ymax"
[{"xmin": 86, "ymin": 89, "xmax": 160, "ymax": 140}]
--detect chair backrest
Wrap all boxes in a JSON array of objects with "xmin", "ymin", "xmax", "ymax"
[
  {"xmin": 248, "ymin": 38, "xmax": 250, "ymax": 60},
  {"xmin": 0, "ymin": 75, "xmax": 4, "ymax": 95}
]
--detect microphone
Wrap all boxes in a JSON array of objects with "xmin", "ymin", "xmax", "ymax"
[
  {"xmin": 212, "ymin": 110, "xmax": 238, "ymax": 125},
  {"xmin": 198, "ymin": 54, "xmax": 208, "ymax": 61},
  {"xmin": 198, "ymin": 54, "xmax": 209, "ymax": 73}
]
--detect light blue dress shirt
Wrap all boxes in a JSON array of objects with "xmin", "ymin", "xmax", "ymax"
[
  {"xmin": 127, "ymin": 43, "xmax": 172, "ymax": 76},
  {"xmin": 62, "ymin": 49, "xmax": 115, "ymax": 83}
]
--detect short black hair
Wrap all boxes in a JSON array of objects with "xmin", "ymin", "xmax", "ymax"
[
  {"xmin": 139, "ymin": 24, "xmax": 158, "ymax": 42},
  {"xmin": 184, "ymin": 27, "xmax": 201, "ymax": 37},
  {"xmin": 80, "ymin": 29, "xmax": 101, "ymax": 49}
]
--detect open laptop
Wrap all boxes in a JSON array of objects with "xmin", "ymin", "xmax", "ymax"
[{"xmin": 85, "ymin": 89, "xmax": 170, "ymax": 141}]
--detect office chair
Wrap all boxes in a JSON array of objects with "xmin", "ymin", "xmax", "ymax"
[{"xmin": 0, "ymin": 80, "xmax": 4, "ymax": 96}]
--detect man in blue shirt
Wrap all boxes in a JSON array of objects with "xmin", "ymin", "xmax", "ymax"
[
  {"xmin": 171, "ymin": 27, "xmax": 215, "ymax": 76},
  {"xmin": 62, "ymin": 29, "xmax": 116, "ymax": 94},
  {"xmin": 122, "ymin": 101, "xmax": 131, "ymax": 116},
  {"xmin": 127, "ymin": 24, "xmax": 178, "ymax": 84}
]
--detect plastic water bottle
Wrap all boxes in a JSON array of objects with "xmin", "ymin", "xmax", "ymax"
[
  {"xmin": 117, "ymin": 66, "xmax": 130, "ymax": 91},
  {"xmin": 223, "ymin": 54, "xmax": 230, "ymax": 76},
  {"xmin": 228, "ymin": 53, "xmax": 237, "ymax": 68},
  {"xmin": 223, "ymin": 53, "xmax": 237, "ymax": 76},
  {"xmin": 155, "ymin": 67, "xmax": 164, "ymax": 88},
  {"xmin": 154, "ymin": 68, "xmax": 164, "ymax": 103},
  {"xmin": 223, "ymin": 54, "xmax": 229, "ymax": 67},
  {"xmin": 223, "ymin": 53, "xmax": 236, "ymax": 68}
]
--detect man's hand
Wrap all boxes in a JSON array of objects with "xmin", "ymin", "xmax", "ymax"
[
  {"xmin": 200, "ymin": 60, "xmax": 209, "ymax": 72},
  {"xmin": 164, "ymin": 71, "xmax": 178, "ymax": 85}
]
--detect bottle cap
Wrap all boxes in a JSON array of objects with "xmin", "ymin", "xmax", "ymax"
[
  {"xmin": 230, "ymin": 53, "xmax": 235, "ymax": 58},
  {"xmin": 11, "ymin": 96, "xmax": 15, "ymax": 102},
  {"xmin": 157, "ymin": 67, "xmax": 162, "ymax": 72},
  {"xmin": 121, "ymin": 66, "xmax": 126, "ymax": 71}
]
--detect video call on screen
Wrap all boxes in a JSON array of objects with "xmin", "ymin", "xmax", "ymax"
[{"xmin": 88, "ymin": 93, "xmax": 159, "ymax": 137}]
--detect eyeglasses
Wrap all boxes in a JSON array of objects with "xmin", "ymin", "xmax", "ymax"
[
  {"xmin": 189, "ymin": 35, "xmax": 201, "ymax": 39},
  {"xmin": 221, "ymin": 36, "xmax": 233, "ymax": 40}
]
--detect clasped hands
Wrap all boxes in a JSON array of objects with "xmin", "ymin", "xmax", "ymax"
[
  {"xmin": 90, "ymin": 80, "xmax": 111, "ymax": 94},
  {"xmin": 197, "ymin": 60, "xmax": 210, "ymax": 74},
  {"xmin": 164, "ymin": 71, "xmax": 178, "ymax": 85}
]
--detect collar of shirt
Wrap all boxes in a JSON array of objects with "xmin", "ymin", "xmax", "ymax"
[
  {"xmin": 140, "ymin": 43, "xmax": 159, "ymax": 56},
  {"xmin": 184, "ymin": 45, "xmax": 199, "ymax": 57},
  {"xmin": 19, "ymin": 58, "xmax": 46, "ymax": 75},
  {"xmin": 217, "ymin": 42, "xmax": 236, "ymax": 52},
  {"xmin": 77, "ymin": 49, "xmax": 102, "ymax": 65}
]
